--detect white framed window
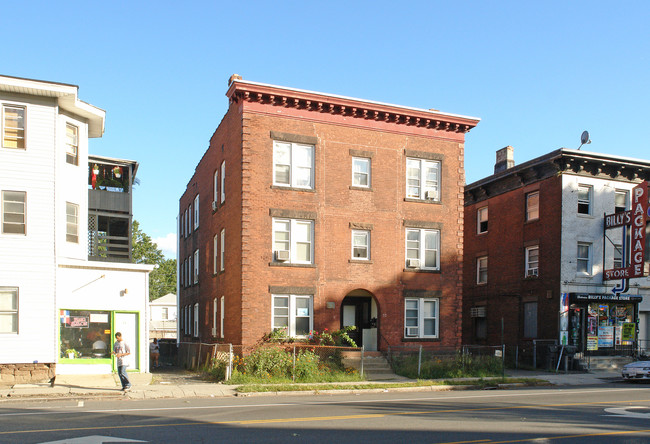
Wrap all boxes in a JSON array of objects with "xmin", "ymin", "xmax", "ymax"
[
  {"xmin": 273, "ymin": 218, "xmax": 314, "ymax": 264},
  {"xmin": 193, "ymin": 249, "xmax": 199, "ymax": 284},
  {"xmin": 525, "ymin": 245, "xmax": 539, "ymax": 277},
  {"xmin": 213, "ymin": 170, "xmax": 219, "ymax": 205},
  {"xmin": 220, "ymin": 161, "xmax": 225, "ymax": 203},
  {"xmin": 351, "ymin": 230, "xmax": 370, "ymax": 260},
  {"xmin": 352, "ymin": 157, "xmax": 370, "ymax": 188},
  {"xmin": 183, "ymin": 209, "xmax": 188, "ymax": 238},
  {"xmin": 577, "ymin": 185, "xmax": 592, "ymax": 215},
  {"xmin": 65, "ymin": 123, "xmax": 78, "ymax": 165},
  {"xmin": 404, "ymin": 298, "xmax": 439, "ymax": 338},
  {"xmin": 0, "ymin": 287, "xmax": 18, "ymax": 333},
  {"xmin": 406, "ymin": 158, "xmax": 440, "ymax": 201},
  {"xmin": 405, "ymin": 228, "xmax": 440, "ymax": 270},
  {"xmin": 2, "ymin": 105, "xmax": 25, "ymax": 149},
  {"xmin": 66, "ymin": 202, "xmax": 79, "ymax": 243},
  {"xmin": 523, "ymin": 302, "xmax": 538, "ymax": 338},
  {"xmin": 2, "ymin": 191, "xmax": 26, "ymax": 235},
  {"xmin": 220, "ymin": 296, "xmax": 225, "ymax": 338},
  {"xmin": 187, "ymin": 204, "xmax": 192, "ymax": 236},
  {"xmin": 273, "ymin": 141, "xmax": 315, "ymax": 189},
  {"xmin": 613, "ymin": 243, "xmax": 623, "ymax": 269},
  {"xmin": 477, "ymin": 207, "xmax": 488, "ymax": 234},
  {"xmin": 193, "ymin": 303, "xmax": 199, "ymax": 337},
  {"xmin": 193, "ymin": 195, "xmax": 199, "ymax": 230},
  {"xmin": 615, "ymin": 190, "xmax": 628, "ymax": 213},
  {"xmin": 477, "ymin": 256, "xmax": 488, "ymax": 284},
  {"xmin": 577, "ymin": 242, "xmax": 592, "ymax": 275},
  {"xmin": 272, "ymin": 294, "xmax": 313, "ymax": 337},
  {"xmin": 220, "ymin": 228, "xmax": 225, "ymax": 271},
  {"xmin": 213, "ymin": 234, "xmax": 218, "ymax": 274},
  {"xmin": 212, "ymin": 298, "xmax": 217, "ymax": 336},
  {"xmin": 188, "ymin": 255, "xmax": 193, "ymax": 286},
  {"xmin": 162, "ymin": 307, "xmax": 169, "ymax": 320},
  {"xmin": 526, "ymin": 192, "xmax": 539, "ymax": 221}
]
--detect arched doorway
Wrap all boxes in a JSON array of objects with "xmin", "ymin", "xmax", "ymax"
[{"xmin": 340, "ymin": 289, "xmax": 379, "ymax": 351}]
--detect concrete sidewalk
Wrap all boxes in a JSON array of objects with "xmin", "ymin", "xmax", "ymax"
[{"xmin": 0, "ymin": 369, "xmax": 625, "ymax": 402}]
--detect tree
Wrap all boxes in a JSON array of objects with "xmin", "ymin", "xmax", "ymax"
[{"xmin": 132, "ymin": 220, "xmax": 176, "ymax": 301}]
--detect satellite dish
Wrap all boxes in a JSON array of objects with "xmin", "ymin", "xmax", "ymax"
[{"xmin": 578, "ymin": 131, "xmax": 591, "ymax": 150}]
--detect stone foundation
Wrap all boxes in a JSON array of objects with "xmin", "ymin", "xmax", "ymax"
[{"xmin": 0, "ymin": 363, "xmax": 56, "ymax": 386}]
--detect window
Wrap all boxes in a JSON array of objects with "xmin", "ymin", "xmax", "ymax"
[
  {"xmin": 212, "ymin": 298, "xmax": 217, "ymax": 336},
  {"xmin": 193, "ymin": 249, "xmax": 199, "ymax": 284},
  {"xmin": 2, "ymin": 191, "xmax": 26, "ymax": 234},
  {"xmin": 59, "ymin": 310, "xmax": 111, "ymax": 358},
  {"xmin": 162, "ymin": 307, "xmax": 169, "ymax": 320},
  {"xmin": 220, "ymin": 229, "xmax": 225, "ymax": 271},
  {"xmin": 220, "ymin": 296, "xmax": 225, "ymax": 338},
  {"xmin": 65, "ymin": 124, "xmax": 78, "ymax": 165},
  {"xmin": 615, "ymin": 190, "xmax": 628, "ymax": 213},
  {"xmin": 0, "ymin": 287, "xmax": 18, "ymax": 333},
  {"xmin": 526, "ymin": 192, "xmax": 539, "ymax": 221},
  {"xmin": 187, "ymin": 205, "xmax": 192, "ymax": 236},
  {"xmin": 273, "ymin": 141, "xmax": 314, "ymax": 189},
  {"xmin": 183, "ymin": 209, "xmax": 188, "ymax": 238},
  {"xmin": 577, "ymin": 242, "xmax": 592, "ymax": 275},
  {"xmin": 352, "ymin": 157, "xmax": 370, "ymax": 188},
  {"xmin": 523, "ymin": 302, "xmax": 538, "ymax": 338},
  {"xmin": 272, "ymin": 294, "xmax": 313, "ymax": 337},
  {"xmin": 2, "ymin": 106, "xmax": 25, "ymax": 149},
  {"xmin": 525, "ymin": 246, "xmax": 539, "ymax": 277},
  {"xmin": 404, "ymin": 298, "xmax": 439, "ymax": 338},
  {"xmin": 477, "ymin": 207, "xmax": 488, "ymax": 233},
  {"xmin": 193, "ymin": 303, "xmax": 199, "ymax": 337},
  {"xmin": 406, "ymin": 158, "xmax": 440, "ymax": 201},
  {"xmin": 577, "ymin": 185, "xmax": 592, "ymax": 215},
  {"xmin": 66, "ymin": 202, "xmax": 79, "ymax": 243},
  {"xmin": 188, "ymin": 255, "xmax": 193, "ymax": 286},
  {"xmin": 220, "ymin": 161, "xmax": 225, "ymax": 203},
  {"xmin": 273, "ymin": 218, "xmax": 314, "ymax": 264},
  {"xmin": 405, "ymin": 228, "xmax": 440, "ymax": 270},
  {"xmin": 193, "ymin": 195, "xmax": 199, "ymax": 230},
  {"xmin": 351, "ymin": 230, "xmax": 370, "ymax": 260},
  {"xmin": 613, "ymin": 243, "xmax": 623, "ymax": 269},
  {"xmin": 213, "ymin": 170, "xmax": 219, "ymax": 204},
  {"xmin": 477, "ymin": 256, "xmax": 488, "ymax": 284},
  {"xmin": 213, "ymin": 234, "xmax": 218, "ymax": 274}
]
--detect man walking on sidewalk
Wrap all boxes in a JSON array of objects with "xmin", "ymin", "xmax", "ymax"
[{"xmin": 112, "ymin": 332, "xmax": 131, "ymax": 391}]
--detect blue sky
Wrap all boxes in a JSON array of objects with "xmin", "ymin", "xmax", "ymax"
[{"xmin": 4, "ymin": 1, "xmax": 649, "ymax": 258}]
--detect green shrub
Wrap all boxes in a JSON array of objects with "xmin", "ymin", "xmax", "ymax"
[
  {"xmin": 207, "ymin": 360, "xmax": 228, "ymax": 381},
  {"xmin": 243, "ymin": 346, "xmax": 292, "ymax": 378},
  {"xmin": 294, "ymin": 349, "xmax": 320, "ymax": 380},
  {"xmin": 392, "ymin": 352, "xmax": 503, "ymax": 379}
]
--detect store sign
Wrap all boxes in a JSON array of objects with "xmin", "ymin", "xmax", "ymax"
[
  {"xmin": 69, "ymin": 316, "xmax": 89, "ymax": 328},
  {"xmin": 603, "ymin": 181, "xmax": 648, "ymax": 281},
  {"xmin": 598, "ymin": 326, "xmax": 614, "ymax": 347}
]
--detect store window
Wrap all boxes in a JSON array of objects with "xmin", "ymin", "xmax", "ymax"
[{"xmin": 59, "ymin": 310, "xmax": 111, "ymax": 360}]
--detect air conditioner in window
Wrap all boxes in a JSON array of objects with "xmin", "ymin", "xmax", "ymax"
[
  {"xmin": 275, "ymin": 250, "xmax": 290, "ymax": 261},
  {"xmin": 425, "ymin": 190, "xmax": 438, "ymax": 200},
  {"xmin": 527, "ymin": 268, "xmax": 539, "ymax": 277},
  {"xmin": 470, "ymin": 307, "xmax": 486, "ymax": 318},
  {"xmin": 212, "ymin": 201, "xmax": 218, "ymax": 211},
  {"xmin": 405, "ymin": 327, "xmax": 418, "ymax": 337},
  {"xmin": 407, "ymin": 258, "xmax": 420, "ymax": 268}
]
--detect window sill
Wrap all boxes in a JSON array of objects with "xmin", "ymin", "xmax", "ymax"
[
  {"xmin": 403, "ymin": 268, "xmax": 440, "ymax": 273},
  {"xmin": 523, "ymin": 276, "xmax": 539, "ymax": 280},
  {"xmin": 349, "ymin": 259, "xmax": 373, "ymax": 264},
  {"xmin": 576, "ymin": 213, "xmax": 594, "ymax": 218},
  {"xmin": 269, "ymin": 262, "xmax": 317, "ymax": 268},
  {"xmin": 349, "ymin": 186, "xmax": 373, "ymax": 192},
  {"xmin": 270, "ymin": 185, "xmax": 316, "ymax": 193},
  {"xmin": 402, "ymin": 337, "xmax": 440, "ymax": 342},
  {"xmin": 476, "ymin": 282, "xmax": 487, "ymax": 286},
  {"xmin": 477, "ymin": 231, "xmax": 488, "ymax": 236},
  {"xmin": 525, "ymin": 218, "xmax": 539, "ymax": 224},
  {"xmin": 404, "ymin": 198, "xmax": 441, "ymax": 205}
]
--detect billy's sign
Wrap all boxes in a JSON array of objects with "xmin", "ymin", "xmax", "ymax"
[{"xmin": 603, "ymin": 181, "xmax": 648, "ymax": 280}]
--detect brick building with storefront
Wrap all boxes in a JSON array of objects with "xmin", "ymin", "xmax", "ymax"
[{"xmin": 178, "ymin": 76, "xmax": 479, "ymax": 351}]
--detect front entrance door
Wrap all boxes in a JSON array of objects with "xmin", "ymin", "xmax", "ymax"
[
  {"xmin": 114, "ymin": 312, "xmax": 138, "ymax": 370},
  {"xmin": 340, "ymin": 293, "xmax": 377, "ymax": 350}
]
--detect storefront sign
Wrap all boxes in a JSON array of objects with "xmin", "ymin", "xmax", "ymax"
[
  {"xmin": 603, "ymin": 181, "xmax": 648, "ymax": 281},
  {"xmin": 571, "ymin": 293, "xmax": 642, "ymax": 302},
  {"xmin": 598, "ymin": 326, "xmax": 614, "ymax": 347},
  {"xmin": 69, "ymin": 316, "xmax": 89, "ymax": 328},
  {"xmin": 621, "ymin": 322, "xmax": 636, "ymax": 341}
]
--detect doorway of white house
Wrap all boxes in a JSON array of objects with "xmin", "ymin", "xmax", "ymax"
[{"xmin": 114, "ymin": 312, "xmax": 139, "ymax": 370}]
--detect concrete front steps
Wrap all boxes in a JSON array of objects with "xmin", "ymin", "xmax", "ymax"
[{"xmin": 343, "ymin": 351, "xmax": 412, "ymax": 382}]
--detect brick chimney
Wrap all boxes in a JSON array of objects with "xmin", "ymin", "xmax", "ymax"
[{"xmin": 494, "ymin": 146, "xmax": 515, "ymax": 174}]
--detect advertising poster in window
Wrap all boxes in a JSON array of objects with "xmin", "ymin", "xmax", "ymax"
[
  {"xmin": 587, "ymin": 335, "xmax": 598, "ymax": 351},
  {"xmin": 598, "ymin": 326, "xmax": 614, "ymax": 348},
  {"xmin": 621, "ymin": 322, "xmax": 636, "ymax": 342}
]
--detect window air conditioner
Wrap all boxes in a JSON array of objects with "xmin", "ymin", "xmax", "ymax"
[
  {"xmin": 407, "ymin": 258, "xmax": 420, "ymax": 268},
  {"xmin": 275, "ymin": 250, "xmax": 290, "ymax": 261},
  {"xmin": 527, "ymin": 268, "xmax": 539, "ymax": 277},
  {"xmin": 425, "ymin": 190, "xmax": 437, "ymax": 200},
  {"xmin": 405, "ymin": 327, "xmax": 418, "ymax": 337},
  {"xmin": 470, "ymin": 307, "xmax": 486, "ymax": 318},
  {"xmin": 212, "ymin": 201, "xmax": 218, "ymax": 211}
]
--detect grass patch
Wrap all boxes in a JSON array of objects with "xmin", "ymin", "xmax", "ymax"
[{"xmin": 235, "ymin": 377, "xmax": 547, "ymax": 393}]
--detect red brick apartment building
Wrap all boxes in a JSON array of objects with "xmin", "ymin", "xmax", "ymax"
[
  {"xmin": 178, "ymin": 76, "xmax": 479, "ymax": 351},
  {"xmin": 463, "ymin": 147, "xmax": 650, "ymax": 361}
]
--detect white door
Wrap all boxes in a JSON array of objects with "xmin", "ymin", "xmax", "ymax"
[{"xmin": 115, "ymin": 312, "xmax": 138, "ymax": 370}]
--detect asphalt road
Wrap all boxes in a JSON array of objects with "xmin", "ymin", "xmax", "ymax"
[{"xmin": 1, "ymin": 382, "xmax": 650, "ymax": 443}]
